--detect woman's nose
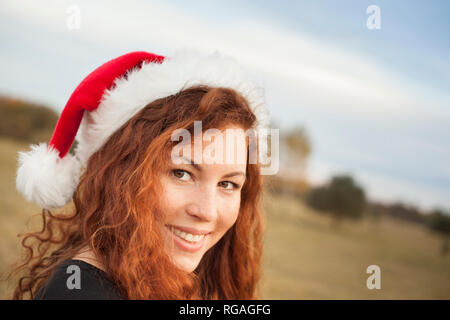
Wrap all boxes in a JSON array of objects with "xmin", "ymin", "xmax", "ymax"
[{"xmin": 186, "ymin": 185, "xmax": 218, "ymax": 221}]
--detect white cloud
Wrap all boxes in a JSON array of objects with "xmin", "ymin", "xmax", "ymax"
[{"xmin": 2, "ymin": 0, "xmax": 448, "ymax": 121}]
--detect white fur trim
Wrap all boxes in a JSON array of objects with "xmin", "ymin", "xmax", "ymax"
[
  {"xmin": 16, "ymin": 143, "xmax": 81, "ymax": 209},
  {"xmin": 75, "ymin": 48, "xmax": 270, "ymax": 165}
]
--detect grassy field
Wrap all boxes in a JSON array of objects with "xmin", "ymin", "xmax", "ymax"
[
  {"xmin": 0, "ymin": 137, "xmax": 44, "ymax": 298},
  {"xmin": 262, "ymin": 192, "xmax": 450, "ymax": 299},
  {"xmin": 1, "ymin": 136, "xmax": 449, "ymax": 299}
]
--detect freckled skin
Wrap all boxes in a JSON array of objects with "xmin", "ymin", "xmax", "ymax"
[{"xmin": 160, "ymin": 125, "xmax": 248, "ymax": 272}]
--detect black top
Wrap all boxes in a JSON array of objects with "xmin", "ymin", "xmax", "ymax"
[{"xmin": 35, "ymin": 259, "xmax": 124, "ymax": 300}]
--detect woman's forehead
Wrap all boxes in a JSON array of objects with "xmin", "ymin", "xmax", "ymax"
[{"xmin": 169, "ymin": 124, "xmax": 249, "ymax": 168}]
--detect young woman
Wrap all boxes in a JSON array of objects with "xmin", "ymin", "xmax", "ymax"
[{"xmin": 11, "ymin": 50, "xmax": 270, "ymax": 299}]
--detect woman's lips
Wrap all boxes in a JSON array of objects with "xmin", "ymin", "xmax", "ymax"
[
  {"xmin": 165, "ymin": 225, "xmax": 209, "ymax": 253},
  {"xmin": 169, "ymin": 224, "xmax": 211, "ymax": 235}
]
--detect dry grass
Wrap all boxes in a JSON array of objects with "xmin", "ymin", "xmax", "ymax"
[
  {"xmin": 0, "ymin": 137, "xmax": 43, "ymax": 298},
  {"xmin": 261, "ymin": 191, "xmax": 450, "ymax": 299},
  {"xmin": 1, "ymin": 137, "xmax": 449, "ymax": 299}
]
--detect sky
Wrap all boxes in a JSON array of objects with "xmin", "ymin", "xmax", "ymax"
[{"xmin": 0, "ymin": 0, "xmax": 449, "ymax": 212}]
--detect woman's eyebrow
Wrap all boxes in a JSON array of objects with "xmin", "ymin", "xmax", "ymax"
[
  {"xmin": 179, "ymin": 156, "xmax": 202, "ymax": 172},
  {"xmin": 179, "ymin": 157, "xmax": 245, "ymax": 178},
  {"xmin": 221, "ymin": 171, "xmax": 246, "ymax": 179}
]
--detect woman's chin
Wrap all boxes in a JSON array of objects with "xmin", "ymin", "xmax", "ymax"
[{"xmin": 172, "ymin": 256, "xmax": 200, "ymax": 273}]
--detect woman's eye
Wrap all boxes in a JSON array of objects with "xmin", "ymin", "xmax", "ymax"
[
  {"xmin": 172, "ymin": 169, "xmax": 191, "ymax": 181},
  {"xmin": 219, "ymin": 181, "xmax": 239, "ymax": 191},
  {"xmin": 172, "ymin": 170, "xmax": 240, "ymax": 190}
]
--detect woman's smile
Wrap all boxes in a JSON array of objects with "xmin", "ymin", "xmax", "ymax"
[{"xmin": 165, "ymin": 224, "xmax": 211, "ymax": 253}]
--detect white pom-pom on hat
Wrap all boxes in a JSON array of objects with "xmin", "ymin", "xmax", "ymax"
[{"xmin": 16, "ymin": 143, "xmax": 81, "ymax": 209}]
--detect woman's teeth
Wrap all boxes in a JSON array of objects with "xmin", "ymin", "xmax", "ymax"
[{"xmin": 169, "ymin": 225, "xmax": 205, "ymax": 243}]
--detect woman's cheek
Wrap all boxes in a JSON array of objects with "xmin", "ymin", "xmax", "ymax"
[
  {"xmin": 223, "ymin": 199, "xmax": 241, "ymax": 229},
  {"xmin": 161, "ymin": 178, "xmax": 189, "ymax": 212}
]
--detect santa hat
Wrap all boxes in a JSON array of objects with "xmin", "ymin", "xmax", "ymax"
[{"xmin": 16, "ymin": 49, "xmax": 270, "ymax": 209}]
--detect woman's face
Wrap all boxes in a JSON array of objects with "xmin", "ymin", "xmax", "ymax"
[{"xmin": 160, "ymin": 125, "xmax": 248, "ymax": 273}]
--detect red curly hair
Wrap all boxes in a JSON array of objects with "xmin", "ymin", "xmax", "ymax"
[{"xmin": 10, "ymin": 85, "xmax": 265, "ymax": 299}]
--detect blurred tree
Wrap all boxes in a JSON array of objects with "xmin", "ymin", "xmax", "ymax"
[
  {"xmin": 278, "ymin": 126, "xmax": 312, "ymax": 195},
  {"xmin": 306, "ymin": 175, "xmax": 367, "ymax": 227},
  {"xmin": 428, "ymin": 209, "xmax": 450, "ymax": 256},
  {"xmin": 0, "ymin": 96, "xmax": 58, "ymax": 143},
  {"xmin": 284, "ymin": 126, "xmax": 311, "ymax": 176}
]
